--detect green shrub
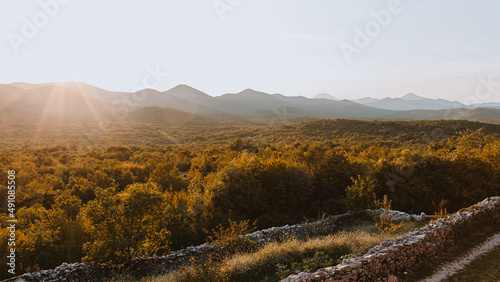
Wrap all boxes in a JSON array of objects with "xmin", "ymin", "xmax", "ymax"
[
  {"xmin": 374, "ymin": 195, "xmax": 405, "ymax": 234},
  {"xmin": 276, "ymin": 250, "xmax": 341, "ymax": 279},
  {"xmin": 208, "ymin": 220, "xmax": 257, "ymax": 256},
  {"xmin": 346, "ymin": 175, "xmax": 375, "ymax": 211}
]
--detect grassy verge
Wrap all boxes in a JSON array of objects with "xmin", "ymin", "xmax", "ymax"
[{"xmin": 142, "ymin": 220, "xmax": 422, "ymax": 282}]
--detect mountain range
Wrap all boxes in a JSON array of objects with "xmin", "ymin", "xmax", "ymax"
[{"xmin": 2, "ymin": 82, "xmax": 500, "ymax": 125}]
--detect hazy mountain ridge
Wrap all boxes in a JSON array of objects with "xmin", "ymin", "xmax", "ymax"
[
  {"xmin": 363, "ymin": 96, "xmax": 465, "ymax": 111},
  {"xmin": 2, "ymin": 82, "xmax": 500, "ymax": 124},
  {"xmin": 354, "ymin": 97, "xmax": 379, "ymax": 104},
  {"xmin": 313, "ymin": 93, "xmax": 339, "ymax": 100},
  {"xmin": 1, "ymin": 84, "xmax": 112, "ymax": 117}
]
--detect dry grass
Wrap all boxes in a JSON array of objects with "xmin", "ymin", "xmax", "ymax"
[
  {"xmin": 224, "ymin": 230, "xmax": 387, "ymax": 273},
  {"xmin": 146, "ymin": 221, "xmax": 422, "ymax": 282}
]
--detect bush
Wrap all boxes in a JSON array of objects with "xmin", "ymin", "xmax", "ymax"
[
  {"xmin": 208, "ymin": 220, "xmax": 256, "ymax": 256},
  {"xmin": 209, "ymin": 155, "xmax": 315, "ymax": 228},
  {"xmin": 374, "ymin": 196, "xmax": 405, "ymax": 234},
  {"xmin": 346, "ymin": 175, "xmax": 375, "ymax": 211},
  {"xmin": 276, "ymin": 251, "xmax": 340, "ymax": 279}
]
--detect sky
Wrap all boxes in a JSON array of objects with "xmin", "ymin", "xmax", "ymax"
[{"xmin": 1, "ymin": 0, "xmax": 500, "ymax": 103}]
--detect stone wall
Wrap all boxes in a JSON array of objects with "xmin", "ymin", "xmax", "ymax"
[
  {"xmin": 282, "ymin": 196, "xmax": 500, "ymax": 282},
  {"xmin": 16, "ymin": 211, "xmax": 364, "ymax": 281},
  {"xmin": 9, "ymin": 203, "xmax": 473, "ymax": 282}
]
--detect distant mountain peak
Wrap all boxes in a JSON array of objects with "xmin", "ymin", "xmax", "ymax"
[
  {"xmin": 401, "ymin": 93, "xmax": 425, "ymax": 100},
  {"xmin": 354, "ymin": 97, "xmax": 379, "ymax": 104},
  {"xmin": 240, "ymin": 88, "xmax": 259, "ymax": 93},
  {"xmin": 164, "ymin": 84, "xmax": 211, "ymax": 98},
  {"xmin": 137, "ymin": 88, "xmax": 162, "ymax": 94},
  {"xmin": 171, "ymin": 84, "xmax": 199, "ymax": 91},
  {"xmin": 314, "ymin": 93, "xmax": 339, "ymax": 101},
  {"xmin": 236, "ymin": 89, "xmax": 270, "ymax": 96}
]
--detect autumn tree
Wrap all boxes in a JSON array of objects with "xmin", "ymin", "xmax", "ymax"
[{"xmin": 82, "ymin": 183, "xmax": 170, "ymax": 263}]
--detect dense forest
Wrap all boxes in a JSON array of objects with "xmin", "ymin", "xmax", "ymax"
[{"xmin": 1, "ymin": 119, "xmax": 500, "ymax": 278}]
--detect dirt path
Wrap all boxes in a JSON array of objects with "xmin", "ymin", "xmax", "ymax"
[{"xmin": 420, "ymin": 232, "xmax": 500, "ymax": 282}]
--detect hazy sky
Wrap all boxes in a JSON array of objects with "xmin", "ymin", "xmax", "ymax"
[{"xmin": 1, "ymin": 0, "xmax": 499, "ymax": 103}]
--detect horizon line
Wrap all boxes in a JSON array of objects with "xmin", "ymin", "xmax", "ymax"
[{"xmin": 2, "ymin": 81, "xmax": 499, "ymax": 105}]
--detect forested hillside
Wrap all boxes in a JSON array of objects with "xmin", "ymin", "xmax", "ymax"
[
  {"xmin": 0, "ymin": 119, "xmax": 499, "ymax": 278},
  {"xmin": 2, "ymin": 118, "xmax": 500, "ymax": 150}
]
